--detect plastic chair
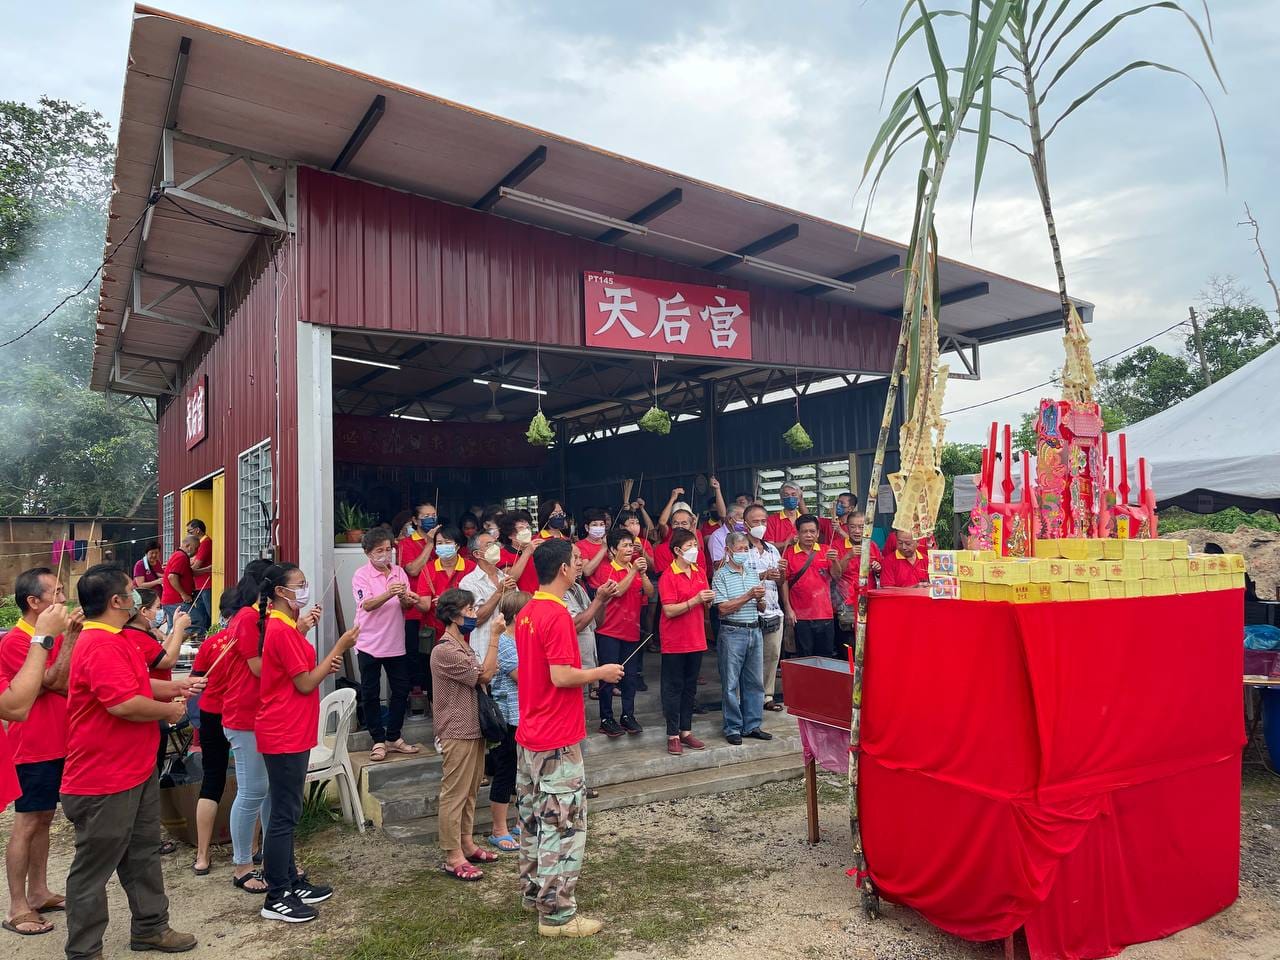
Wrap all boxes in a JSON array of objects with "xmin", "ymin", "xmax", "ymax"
[{"xmin": 305, "ymin": 688, "xmax": 365, "ymax": 833}]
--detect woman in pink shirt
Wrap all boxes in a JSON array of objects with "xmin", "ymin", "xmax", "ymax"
[{"xmin": 352, "ymin": 528, "xmax": 424, "ymax": 762}]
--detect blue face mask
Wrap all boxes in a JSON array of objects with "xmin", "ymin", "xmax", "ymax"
[
  {"xmin": 459, "ymin": 616, "xmax": 478, "ymax": 636},
  {"xmin": 782, "ymin": 495, "xmax": 800, "ymax": 511},
  {"xmin": 835, "ymin": 502, "xmax": 848, "ymax": 517},
  {"xmin": 419, "ymin": 516, "xmax": 437, "ymax": 531},
  {"xmin": 435, "ymin": 543, "xmax": 458, "ymax": 560},
  {"xmin": 731, "ymin": 551, "xmax": 751, "ymax": 566}
]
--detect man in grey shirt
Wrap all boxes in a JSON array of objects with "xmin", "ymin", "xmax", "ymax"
[{"xmin": 743, "ymin": 503, "xmax": 785, "ymax": 710}]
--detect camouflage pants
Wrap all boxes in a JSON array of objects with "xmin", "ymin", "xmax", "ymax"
[{"xmin": 516, "ymin": 742, "xmax": 586, "ymax": 925}]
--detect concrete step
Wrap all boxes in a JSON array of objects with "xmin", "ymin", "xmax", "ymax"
[
  {"xmin": 381, "ymin": 752, "xmax": 805, "ymax": 845},
  {"xmin": 364, "ymin": 712, "xmax": 799, "ymax": 827}
]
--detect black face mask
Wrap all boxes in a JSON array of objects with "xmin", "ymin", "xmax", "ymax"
[{"xmin": 548, "ymin": 515, "xmax": 568, "ymax": 531}]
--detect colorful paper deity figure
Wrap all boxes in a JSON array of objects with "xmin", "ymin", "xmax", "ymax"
[
  {"xmin": 1034, "ymin": 398, "xmax": 1104, "ymax": 540},
  {"xmin": 968, "ymin": 422, "xmax": 1036, "ymax": 557}
]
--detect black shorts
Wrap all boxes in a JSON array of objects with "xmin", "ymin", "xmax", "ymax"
[{"xmin": 15, "ymin": 758, "xmax": 64, "ymax": 813}]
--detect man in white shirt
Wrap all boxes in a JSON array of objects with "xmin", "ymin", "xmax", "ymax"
[
  {"xmin": 458, "ymin": 532, "xmax": 512, "ymax": 661},
  {"xmin": 742, "ymin": 504, "xmax": 785, "ymax": 711},
  {"xmin": 705, "ymin": 503, "xmax": 746, "ymax": 568}
]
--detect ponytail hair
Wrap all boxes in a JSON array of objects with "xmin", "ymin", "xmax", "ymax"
[{"xmin": 256, "ymin": 562, "xmax": 300, "ymax": 655}]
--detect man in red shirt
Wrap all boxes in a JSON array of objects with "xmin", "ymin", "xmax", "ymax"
[
  {"xmin": 764, "ymin": 481, "xmax": 807, "ymax": 550},
  {"xmin": 594, "ymin": 530, "xmax": 654, "ymax": 737},
  {"xmin": 159, "ymin": 535, "xmax": 197, "ymax": 629},
  {"xmin": 878, "ymin": 529, "xmax": 930, "ymax": 587},
  {"xmin": 515, "ymin": 539, "xmax": 622, "ymax": 939},
  {"xmin": 62, "ymin": 564, "xmax": 198, "ymax": 958},
  {"xmin": 0, "ymin": 568, "xmax": 75, "ymax": 936},
  {"xmin": 186, "ymin": 519, "xmax": 213, "ymax": 636},
  {"xmin": 397, "ymin": 501, "xmax": 439, "ymax": 694},
  {"xmin": 818, "ymin": 492, "xmax": 857, "ymax": 545},
  {"xmin": 780, "ymin": 515, "xmax": 838, "ymax": 658}
]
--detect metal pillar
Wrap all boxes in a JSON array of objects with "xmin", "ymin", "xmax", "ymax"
[
  {"xmin": 703, "ymin": 381, "xmax": 718, "ymax": 476},
  {"xmin": 296, "ymin": 322, "xmax": 336, "ymax": 661}
]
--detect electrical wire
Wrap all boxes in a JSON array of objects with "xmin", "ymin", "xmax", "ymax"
[
  {"xmin": 0, "ymin": 198, "xmax": 155, "ymax": 350},
  {"xmin": 0, "ymin": 535, "xmax": 154, "ymax": 562},
  {"xmin": 161, "ymin": 194, "xmax": 276, "ymax": 237},
  {"xmin": 940, "ymin": 318, "xmax": 1188, "ymax": 417}
]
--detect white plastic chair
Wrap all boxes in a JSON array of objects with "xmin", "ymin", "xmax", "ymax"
[{"xmin": 306, "ymin": 688, "xmax": 365, "ymax": 833}]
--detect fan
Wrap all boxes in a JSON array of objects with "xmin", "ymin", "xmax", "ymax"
[{"xmin": 482, "ymin": 380, "xmax": 504, "ymax": 422}]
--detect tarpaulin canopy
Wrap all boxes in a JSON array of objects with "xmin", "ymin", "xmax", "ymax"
[{"xmin": 953, "ymin": 344, "xmax": 1280, "ymax": 516}]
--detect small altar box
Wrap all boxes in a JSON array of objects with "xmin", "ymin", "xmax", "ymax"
[
  {"xmin": 984, "ymin": 583, "xmax": 1012, "ymax": 602},
  {"xmin": 961, "ymin": 583, "xmax": 986, "ymax": 601},
  {"xmin": 1028, "ymin": 559, "xmax": 1053, "ymax": 582},
  {"xmin": 984, "ymin": 561, "xmax": 1030, "ymax": 585},
  {"xmin": 1186, "ymin": 556, "xmax": 1205, "ymax": 575},
  {"xmin": 1141, "ymin": 539, "xmax": 1175, "ymax": 560},
  {"xmin": 1058, "ymin": 539, "xmax": 1104, "ymax": 561},
  {"xmin": 1067, "ymin": 561, "xmax": 1096, "ymax": 582},
  {"xmin": 1224, "ymin": 554, "xmax": 1247, "ymax": 573},
  {"xmin": 1171, "ymin": 558, "xmax": 1189, "ymax": 577},
  {"xmin": 1230, "ymin": 572, "xmax": 1246, "ymax": 589},
  {"xmin": 1048, "ymin": 582, "xmax": 1072, "ymax": 601},
  {"xmin": 929, "ymin": 576, "xmax": 961, "ymax": 599},
  {"xmin": 1142, "ymin": 559, "xmax": 1174, "ymax": 579},
  {"xmin": 1165, "ymin": 539, "xmax": 1190, "ymax": 558},
  {"xmin": 956, "ymin": 558, "xmax": 985, "ymax": 582},
  {"xmin": 1124, "ymin": 580, "xmax": 1143, "ymax": 598},
  {"xmin": 1107, "ymin": 581, "xmax": 1126, "ymax": 598},
  {"xmin": 1088, "ymin": 581, "xmax": 1110, "ymax": 599},
  {"xmin": 929, "ymin": 551, "xmax": 958, "ymax": 576},
  {"xmin": 1009, "ymin": 584, "xmax": 1038, "ymax": 604},
  {"xmin": 1143, "ymin": 577, "xmax": 1175, "ymax": 596},
  {"xmin": 1103, "ymin": 538, "xmax": 1144, "ymax": 560},
  {"xmin": 1104, "ymin": 560, "xmax": 1141, "ymax": 581},
  {"xmin": 1033, "ymin": 540, "xmax": 1062, "ymax": 558},
  {"xmin": 1068, "ymin": 582, "xmax": 1091, "ymax": 600},
  {"xmin": 1194, "ymin": 554, "xmax": 1223, "ymax": 574},
  {"xmin": 1042, "ymin": 559, "xmax": 1070, "ymax": 581},
  {"xmin": 1174, "ymin": 576, "xmax": 1205, "ymax": 594}
]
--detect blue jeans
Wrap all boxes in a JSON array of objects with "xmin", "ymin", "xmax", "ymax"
[
  {"xmin": 190, "ymin": 588, "xmax": 212, "ymax": 634},
  {"xmin": 595, "ymin": 633, "xmax": 641, "ymax": 721},
  {"xmin": 718, "ymin": 623, "xmax": 764, "ymax": 736},
  {"xmin": 225, "ymin": 727, "xmax": 271, "ymax": 867}
]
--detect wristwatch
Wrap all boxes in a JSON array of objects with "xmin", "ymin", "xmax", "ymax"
[{"xmin": 30, "ymin": 634, "xmax": 54, "ymax": 651}]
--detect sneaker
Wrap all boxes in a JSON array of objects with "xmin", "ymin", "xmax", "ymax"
[
  {"xmin": 667, "ymin": 736, "xmax": 683, "ymax": 756},
  {"xmin": 129, "ymin": 927, "xmax": 197, "ymax": 952},
  {"xmin": 293, "ymin": 879, "xmax": 333, "ymax": 903},
  {"xmin": 539, "ymin": 914, "xmax": 604, "ymax": 938},
  {"xmin": 636, "ymin": 678, "xmax": 649, "ymax": 692},
  {"xmin": 620, "ymin": 714, "xmax": 643, "ymax": 735},
  {"xmin": 725, "ymin": 733, "xmax": 743, "ymax": 745},
  {"xmin": 598, "ymin": 718, "xmax": 624, "ymax": 738},
  {"xmin": 745, "ymin": 729, "xmax": 774, "ymax": 741},
  {"xmin": 261, "ymin": 891, "xmax": 318, "ymax": 923},
  {"xmin": 680, "ymin": 733, "xmax": 706, "ymax": 750}
]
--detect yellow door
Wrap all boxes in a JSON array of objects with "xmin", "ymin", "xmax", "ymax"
[
  {"xmin": 180, "ymin": 484, "xmax": 217, "ymax": 606},
  {"xmin": 211, "ymin": 473, "xmax": 225, "ymax": 607}
]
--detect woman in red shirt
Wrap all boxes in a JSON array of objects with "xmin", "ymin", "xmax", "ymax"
[
  {"xmin": 657, "ymin": 529, "xmax": 715, "ymax": 756},
  {"xmin": 497, "ymin": 512, "xmax": 540, "ymax": 594},
  {"xmin": 254, "ymin": 563, "xmax": 357, "ymax": 924},
  {"xmin": 418, "ymin": 526, "xmax": 476, "ymax": 665}
]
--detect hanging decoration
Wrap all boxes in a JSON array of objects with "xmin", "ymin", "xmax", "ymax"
[
  {"xmin": 639, "ymin": 359, "xmax": 672, "ymax": 435},
  {"xmin": 525, "ymin": 340, "xmax": 555, "ymax": 446},
  {"xmin": 783, "ymin": 369, "xmax": 814, "ymax": 452}
]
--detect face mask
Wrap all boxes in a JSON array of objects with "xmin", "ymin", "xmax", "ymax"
[
  {"xmin": 515, "ymin": 528, "xmax": 533, "ymax": 545},
  {"xmin": 459, "ymin": 615, "xmax": 477, "ymax": 636},
  {"xmin": 835, "ymin": 502, "xmax": 848, "ymax": 517},
  {"xmin": 402, "ymin": 523, "xmax": 415, "ymax": 538},
  {"xmin": 782, "ymin": 495, "xmax": 800, "ymax": 511},
  {"xmin": 419, "ymin": 516, "xmax": 437, "ymax": 531},
  {"xmin": 151, "ymin": 613, "xmax": 164, "ymax": 629},
  {"xmin": 370, "ymin": 553, "xmax": 391, "ymax": 569},
  {"xmin": 286, "ymin": 585, "xmax": 309, "ymax": 610},
  {"xmin": 548, "ymin": 514, "xmax": 568, "ymax": 531},
  {"xmin": 749, "ymin": 524, "xmax": 767, "ymax": 540},
  {"xmin": 130, "ymin": 588, "xmax": 143, "ymax": 610},
  {"xmin": 485, "ymin": 524, "xmax": 498, "ymax": 537},
  {"xmin": 732, "ymin": 551, "xmax": 751, "ymax": 566},
  {"xmin": 436, "ymin": 543, "xmax": 458, "ymax": 561},
  {"xmin": 732, "ymin": 521, "xmax": 747, "ymax": 533},
  {"xmin": 482, "ymin": 543, "xmax": 502, "ymax": 565},
  {"xmin": 587, "ymin": 524, "xmax": 606, "ymax": 540},
  {"xmin": 680, "ymin": 546, "xmax": 699, "ymax": 565}
]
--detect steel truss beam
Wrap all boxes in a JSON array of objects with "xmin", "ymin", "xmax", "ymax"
[
  {"xmin": 474, "ymin": 146, "xmax": 548, "ymax": 212},
  {"xmin": 939, "ymin": 334, "xmax": 981, "ymax": 381},
  {"xmin": 161, "ymin": 128, "xmax": 293, "ymax": 233},
  {"xmin": 703, "ymin": 223, "xmax": 800, "ymax": 272},
  {"xmin": 130, "ymin": 268, "xmax": 222, "ymax": 335},
  {"xmin": 106, "ymin": 391, "xmax": 159, "ymax": 424},
  {"xmin": 596, "ymin": 189, "xmax": 683, "ymax": 244},
  {"xmin": 798, "ymin": 254, "xmax": 901, "ymax": 297},
  {"xmin": 331, "ymin": 95, "xmax": 386, "ymax": 173}
]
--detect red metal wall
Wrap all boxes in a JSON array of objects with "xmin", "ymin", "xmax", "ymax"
[
  {"xmin": 157, "ymin": 241, "xmax": 300, "ymax": 574},
  {"xmin": 297, "ymin": 167, "xmax": 898, "ymax": 372}
]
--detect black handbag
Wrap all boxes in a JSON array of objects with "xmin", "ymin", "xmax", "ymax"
[{"xmin": 476, "ymin": 686, "xmax": 508, "ymax": 743}]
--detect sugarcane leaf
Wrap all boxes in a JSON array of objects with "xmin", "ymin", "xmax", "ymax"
[
  {"xmin": 1031, "ymin": 0, "xmax": 1075, "ymax": 66},
  {"xmin": 958, "ymin": 125, "xmax": 1032, "ymax": 156},
  {"xmin": 970, "ymin": 58, "xmax": 995, "ymax": 239},
  {"xmin": 1038, "ymin": 3, "xmax": 1225, "ymax": 97},
  {"xmin": 861, "ymin": 83, "xmax": 920, "ymax": 181},
  {"xmin": 913, "ymin": 89, "xmax": 943, "ymax": 157},
  {"xmin": 860, "ymin": 126, "xmax": 927, "ymax": 235},
  {"xmin": 883, "ymin": 10, "xmax": 966, "ymax": 105},
  {"xmin": 1028, "ymin": 0, "xmax": 1056, "ymax": 38},
  {"xmin": 915, "ymin": 0, "xmax": 952, "ymax": 127},
  {"xmin": 1043, "ymin": 59, "xmax": 1228, "ymax": 184}
]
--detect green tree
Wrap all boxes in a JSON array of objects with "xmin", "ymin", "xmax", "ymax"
[
  {"xmin": 934, "ymin": 442, "xmax": 984, "ymax": 546},
  {"xmin": 1189, "ymin": 305, "xmax": 1277, "ymax": 384},
  {"xmin": 0, "ymin": 96, "xmax": 157, "ymax": 517},
  {"xmin": 1096, "ymin": 347, "xmax": 1198, "ymax": 425}
]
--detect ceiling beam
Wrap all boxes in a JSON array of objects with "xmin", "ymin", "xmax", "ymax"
[
  {"xmin": 473, "ymin": 146, "xmax": 547, "ymax": 212},
  {"xmin": 330, "ymin": 95, "xmax": 386, "ymax": 173},
  {"xmin": 703, "ymin": 223, "xmax": 800, "ymax": 272},
  {"xmin": 888, "ymin": 281, "xmax": 991, "ymax": 316},
  {"xmin": 162, "ymin": 37, "xmax": 191, "ymax": 131},
  {"xmin": 964, "ymin": 308, "xmax": 1067, "ymax": 344},
  {"xmin": 797, "ymin": 254, "xmax": 901, "ymax": 297},
  {"xmin": 596, "ymin": 188, "xmax": 683, "ymax": 244}
]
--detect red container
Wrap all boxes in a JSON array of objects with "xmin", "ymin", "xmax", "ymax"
[{"xmin": 782, "ymin": 656, "xmax": 854, "ymax": 730}]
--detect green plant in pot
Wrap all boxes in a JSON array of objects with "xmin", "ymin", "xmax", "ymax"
[{"xmin": 336, "ymin": 502, "xmax": 376, "ymax": 544}]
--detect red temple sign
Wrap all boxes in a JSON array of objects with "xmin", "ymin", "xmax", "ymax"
[
  {"xmin": 185, "ymin": 375, "xmax": 207, "ymax": 450},
  {"xmin": 583, "ymin": 271, "xmax": 752, "ymax": 361}
]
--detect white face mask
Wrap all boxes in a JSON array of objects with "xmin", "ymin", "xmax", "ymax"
[
  {"xmin": 482, "ymin": 543, "xmax": 501, "ymax": 565},
  {"xmin": 515, "ymin": 528, "xmax": 533, "ymax": 545},
  {"xmin": 748, "ymin": 524, "xmax": 767, "ymax": 540},
  {"xmin": 680, "ymin": 546, "xmax": 699, "ymax": 565},
  {"xmin": 587, "ymin": 524, "xmax": 606, "ymax": 540}
]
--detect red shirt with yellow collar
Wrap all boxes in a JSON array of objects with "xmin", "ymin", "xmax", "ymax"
[
  {"xmin": 784, "ymin": 542, "xmax": 834, "ymax": 620},
  {"xmin": 657, "ymin": 559, "xmax": 710, "ymax": 654},
  {"xmin": 879, "ymin": 549, "xmax": 929, "ymax": 587},
  {"xmin": 420, "ymin": 554, "xmax": 476, "ymax": 637}
]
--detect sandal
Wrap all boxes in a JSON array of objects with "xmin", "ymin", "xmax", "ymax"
[
  {"xmin": 765, "ymin": 701, "xmax": 785, "ymax": 712},
  {"xmin": 192, "ymin": 863, "xmax": 210, "ymax": 876},
  {"xmin": 387, "ymin": 739, "xmax": 421, "ymax": 755},
  {"xmin": 442, "ymin": 861, "xmax": 483, "ymax": 882},
  {"xmin": 30, "ymin": 895, "xmax": 65, "ymax": 913},
  {"xmin": 232, "ymin": 871, "xmax": 268, "ymax": 893},
  {"xmin": 157, "ymin": 840, "xmax": 178, "ymax": 855},
  {"xmin": 3, "ymin": 912, "xmax": 53, "ymax": 936},
  {"xmin": 369, "ymin": 743, "xmax": 388, "ymax": 762},
  {"xmin": 465, "ymin": 848, "xmax": 499, "ymax": 864},
  {"xmin": 487, "ymin": 834, "xmax": 519, "ymax": 851}
]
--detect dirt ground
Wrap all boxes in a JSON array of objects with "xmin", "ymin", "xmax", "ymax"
[{"xmin": 6, "ymin": 766, "xmax": 1279, "ymax": 960}]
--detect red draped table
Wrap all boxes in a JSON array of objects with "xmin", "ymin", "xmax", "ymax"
[{"xmin": 857, "ymin": 589, "xmax": 1243, "ymax": 960}]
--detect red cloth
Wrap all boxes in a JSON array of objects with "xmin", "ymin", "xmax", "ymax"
[
  {"xmin": 221, "ymin": 606, "xmax": 265, "ymax": 731},
  {"xmin": 834, "ymin": 537, "xmax": 882, "ymax": 605},
  {"xmin": 859, "ymin": 591, "xmax": 1243, "ymax": 960},
  {"xmin": 122, "ymin": 625, "xmax": 171, "ymax": 682},
  {"xmin": 62, "ymin": 624, "xmax": 159, "ymax": 796},
  {"xmin": 784, "ymin": 543, "xmax": 833, "ymax": 620},
  {"xmin": 255, "ymin": 611, "xmax": 318, "ymax": 755},
  {"xmin": 514, "ymin": 591, "xmax": 584, "ymax": 752},
  {"xmin": 877, "ymin": 550, "xmax": 928, "ymax": 587},
  {"xmin": 764, "ymin": 511, "xmax": 799, "ymax": 547},
  {"xmin": 657, "ymin": 562, "xmax": 709, "ymax": 653},
  {"xmin": 0, "ymin": 621, "xmax": 68, "ymax": 763},
  {"xmin": 397, "ymin": 534, "xmax": 431, "ymax": 621},
  {"xmin": 0, "ymin": 673, "xmax": 18, "ymax": 811},
  {"xmin": 193, "ymin": 536, "xmax": 213, "ymax": 590},
  {"xmin": 420, "ymin": 555, "xmax": 475, "ymax": 638},
  {"xmin": 160, "ymin": 550, "xmax": 194, "ymax": 604},
  {"xmin": 191, "ymin": 627, "xmax": 233, "ymax": 713},
  {"xmin": 597, "ymin": 561, "xmax": 644, "ymax": 641}
]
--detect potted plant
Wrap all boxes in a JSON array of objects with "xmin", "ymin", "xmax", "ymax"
[{"xmin": 335, "ymin": 502, "xmax": 375, "ymax": 543}]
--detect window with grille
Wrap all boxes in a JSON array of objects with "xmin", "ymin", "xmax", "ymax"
[
  {"xmin": 504, "ymin": 494, "xmax": 539, "ymax": 516},
  {"xmin": 238, "ymin": 441, "xmax": 273, "ymax": 575},
  {"xmin": 757, "ymin": 458, "xmax": 852, "ymax": 515},
  {"xmin": 162, "ymin": 492, "xmax": 175, "ymax": 557}
]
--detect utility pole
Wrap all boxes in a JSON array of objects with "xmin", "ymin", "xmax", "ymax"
[{"xmin": 1188, "ymin": 306, "xmax": 1212, "ymax": 388}]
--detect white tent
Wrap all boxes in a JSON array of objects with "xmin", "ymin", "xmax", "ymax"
[{"xmin": 953, "ymin": 344, "xmax": 1280, "ymax": 516}]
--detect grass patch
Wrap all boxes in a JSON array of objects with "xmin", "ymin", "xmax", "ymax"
[{"xmin": 316, "ymin": 834, "xmax": 750, "ymax": 960}]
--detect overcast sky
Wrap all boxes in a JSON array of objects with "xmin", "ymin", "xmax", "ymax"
[{"xmin": 5, "ymin": 1, "xmax": 1276, "ymax": 441}]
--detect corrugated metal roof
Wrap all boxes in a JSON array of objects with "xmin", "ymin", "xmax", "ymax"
[{"xmin": 94, "ymin": 4, "xmax": 1088, "ymax": 393}]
